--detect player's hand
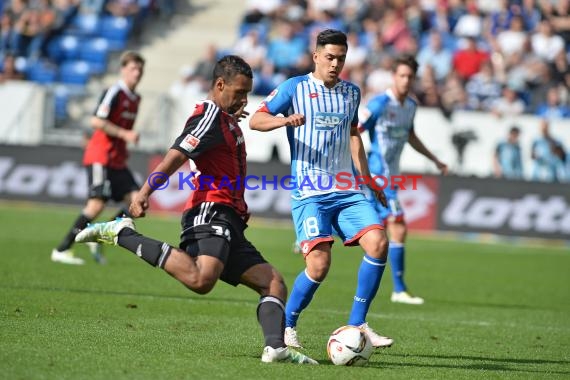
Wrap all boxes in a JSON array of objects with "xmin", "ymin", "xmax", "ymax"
[
  {"xmin": 232, "ymin": 103, "xmax": 250, "ymax": 122},
  {"xmin": 371, "ymin": 186, "xmax": 388, "ymax": 208},
  {"xmin": 121, "ymin": 130, "xmax": 140, "ymax": 145},
  {"xmin": 284, "ymin": 114, "xmax": 305, "ymax": 127},
  {"xmin": 436, "ymin": 161, "xmax": 449, "ymax": 175},
  {"xmin": 129, "ymin": 192, "xmax": 149, "ymax": 218}
]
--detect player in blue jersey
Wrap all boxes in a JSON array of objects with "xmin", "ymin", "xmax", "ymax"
[
  {"xmin": 250, "ymin": 29, "xmax": 393, "ymax": 349},
  {"xmin": 359, "ymin": 55, "xmax": 448, "ymax": 305}
]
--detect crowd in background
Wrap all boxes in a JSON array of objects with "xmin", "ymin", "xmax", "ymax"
[{"xmin": 172, "ymin": 0, "xmax": 570, "ymax": 120}]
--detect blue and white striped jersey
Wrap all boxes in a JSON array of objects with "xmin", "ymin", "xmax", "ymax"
[
  {"xmin": 360, "ymin": 88, "xmax": 417, "ymax": 177},
  {"xmin": 258, "ymin": 73, "xmax": 361, "ymax": 199}
]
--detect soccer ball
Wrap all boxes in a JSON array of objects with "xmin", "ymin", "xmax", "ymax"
[{"xmin": 327, "ymin": 325, "xmax": 373, "ymax": 366}]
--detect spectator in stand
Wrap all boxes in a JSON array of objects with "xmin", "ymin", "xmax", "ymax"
[
  {"xmin": 465, "ymin": 60, "xmax": 502, "ymax": 111},
  {"xmin": 452, "ymin": 36, "xmax": 489, "ymax": 81},
  {"xmin": 105, "ymin": 0, "xmax": 139, "ymax": 18},
  {"xmin": 232, "ymin": 28, "xmax": 267, "ymax": 72},
  {"xmin": 1, "ymin": 0, "xmax": 30, "ymax": 56},
  {"xmin": 417, "ymin": 30, "xmax": 452, "ymax": 82},
  {"xmin": 531, "ymin": 19, "xmax": 565, "ymax": 63},
  {"xmin": 194, "ymin": 43, "xmax": 219, "ymax": 90},
  {"xmin": 493, "ymin": 126, "xmax": 523, "ymax": 180},
  {"xmin": 496, "ymin": 15, "xmax": 528, "ymax": 59},
  {"xmin": 453, "ymin": 0, "xmax": 482, "ymax": 39},
  {"xmin": 0, "ymin": 53, "xmax": 25, "ymax": 81},
  {"xmin": 540, "ymin": 0, "xmax": 570, "ymax": 47},
  {"xmin": 441, "ymin": 71, "xmax": 469, "ymax": 113},
  {"xmin": 491, "ymin": 85, "xmax": 526, "ymax": 118},
  {"xmin": 266, "ymin": 21, "xmax": 306, "ymax": 76},
  {"xmin": 415, "ymin": 64, "xmax": 443, "ymax": 109},
  {"xmin": 535, "ymin": 86, "xmax": 570, "ymax": 120},
  {"xmin": 380, "ymin": 8, "xmax": 415, "ymax": 54},
  {"xmin": 531, "ymin": 119, "xmax": 566, "ymax": 182}
]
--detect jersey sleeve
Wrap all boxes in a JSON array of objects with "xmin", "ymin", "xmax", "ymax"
[
  {"xmin": 171, "ymin": 102, "xmax": 221, "ymax": 159},
  {"xmin": 359, "ymin": 95, "xmax": 387, "ymax": 133},
  {"xmin": 256, "ymin": 77, "xmax": 298, "ymax": 116},
  {"xmin": 351, "ymin": 88, "xmax": 362, "ymax": 128},
  {"xmin": 93, "ymin": 86, "xmax": 119, "ymax": 119}
]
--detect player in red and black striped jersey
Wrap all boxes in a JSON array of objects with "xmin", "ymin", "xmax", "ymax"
[
  {"xmin": 52, "ymin": 51, "xmax": 145, "ymax": 265},
  {"xmin": 74, "ymin": 55, "xmax": 317, "ymax": 364}
]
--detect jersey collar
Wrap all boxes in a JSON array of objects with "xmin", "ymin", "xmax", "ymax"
[
  {"xmin": 308, "ymin": 72, "xmax": 340, "ymax": 89},
  {"xmin": 119, "ymin": 80, "xmax": 138, "ymax": 101}
]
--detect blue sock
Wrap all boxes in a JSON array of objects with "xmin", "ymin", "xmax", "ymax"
[
  {"xmin": 389, "ymin": 242, "xmax": 406, "ymax": 292},
  {"xmin": 285, "ymin": 270, "xmax": 320, "ymax": 328},
  {"xmin": 348, "ymin": 255, "xmax": 386, "ymax": 326}
]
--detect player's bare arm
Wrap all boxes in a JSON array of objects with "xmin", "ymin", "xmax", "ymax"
[
  {"xmin": 91, "ymin": 116, "xmax": 140, "ymax": 144},
  {"xmin": 408, "ymin": 129, "xmax": 448, "ymax": 175},
  {"xmin": 250, "ymin": 111, "xmax": 305, "ymax": 131},
  {"xmin": 350, "ymin": 126, "xmax": 387, "ymax": 207},
  {"xmin": 130, "ymin": 149, "xmax": 187, "ymax": 218}
]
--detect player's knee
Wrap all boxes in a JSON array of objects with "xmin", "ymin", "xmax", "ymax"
[
  {"xmin": 186, "ymin": 277, "xmax": 217, "ymax": 295},
  {"xmin": 363, "ymin": 230, "xmax": 389, "ymax": 259}
]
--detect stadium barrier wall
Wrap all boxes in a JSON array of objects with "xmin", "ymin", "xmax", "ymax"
[
  {"xmin": 0, "ymin": 82, "xmax": 46, "ymax": 144},
  {"xmin": 1, "ymin": 144, "xmax": 568, "ymax": 241}
]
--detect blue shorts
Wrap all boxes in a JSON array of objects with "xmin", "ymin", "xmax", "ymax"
[
  {"xmin": 367, "ymin": 186, "xmax": 405, "ymax": 223},
  {"xmin": 291, "ymin": 192, "xmax": 384, "ymax": 254}
]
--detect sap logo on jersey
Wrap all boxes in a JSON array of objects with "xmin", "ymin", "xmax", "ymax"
[
  {"xmin": 314, "ymin": 112, "xmax": 345, "ymax": 131},
  {"xmin": 179, "ymin": 134, "xmax": 200, "ymax": 153}
]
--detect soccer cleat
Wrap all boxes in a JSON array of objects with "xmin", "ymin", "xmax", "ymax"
[
  {"xmin": 391, "ymin": 291, "xmax": 425, "ymax": 305},
  {"xmin": 284, "ymin": 326, "xmax": 303, "ymax": 348},
  {"xmin": 261, "ymin": 346, "xmax": 318, "ymax": 364},
  {"xmin": 75, "ymin": 217, "xmax": 135, "ymax": 245},
  {"xmin": 359, "ymin": 322, "xmax": 394, "ymax": 348},
  {"xmin": 86, "ymin": 242, "xmax": 107, "ymax": 264},
  {"xmin": 51, "ymin": 249, "xmax": 85, "ymax": 265}
]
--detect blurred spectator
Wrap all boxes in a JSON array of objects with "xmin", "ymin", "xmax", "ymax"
[
  {"xmin": 453, "ymin": 0, "xmax": 482, "ymax": 38},
  {"xmin": 493, "ymin": 126, "xmax": 523, "ymax": 180},
  {"xmin": 496, "ymin": 15, "xmax": 527, "ymax": 59},
  {"xmin": 168, "ymin": 65, "xmax": 203, "ymax": 99},
  {"xmin": 193, "ymin": 44, "xmax": 219, "ymax": 88},
  {"xmin": 440, "ymin": 71, "xmax": 469, "ymax": 113},
  {"xmin": 0, "ymin": 53, "xmax": 25, "ymax": 81},
  {"xmin": 232, "ymin": 28, "xmax": 267, "ymax": 71},
  {"xmin": 365, "ymin": 55, "xmax": 393, "ymax": 96},
  {"xmin": 452, "ymin": 37, "xmax": 489, "ymax": 81},
  {"xmin": 535, "ymin": 87, "xmax": 570, "ymax": 120},
  {"xmin": 344, "ymin": 31, "xmax": 367, "ymax": 71},
  {"xmin": 540, "ymin": 0, "xmax": 570, "ymax": 48},
  {"xmin": 415, "ymin": 64, "xmax": 443, "ymax": 109},
  {"xmin": 531, "ymin": 19, "xmax": 565, "ymax": 63},
  {"xmin": 1, "ymin": 0, "xmax": 30, "ymax": 56},
  {"xmin": 417, "ymin": 30, "xmax": 452, "ymax": 82},
  {"xmin": 266, "ymin": 21, "xmax": 306, "ymax": 75},
  {"xmin": 465, "ymin": 60, "xmax": 502, "ymax": 111},
  {"xmin": 380, "ymin": 8, "xmax": 415, "ymax": 54},
  {"xmin": 105, "ymin": 0, "xmax": 139, "ymax": 18},
  {"xmin": 491, "ymin": 85, "xmax": 526, "ymax": 118},
  {"xmin": 531, "ymin": 119, "xmax": 566, "ymax": 182}
]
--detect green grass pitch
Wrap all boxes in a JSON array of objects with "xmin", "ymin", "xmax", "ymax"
[{"xmin": 0, "ymin": 202, "xmax": 569, "ymax": 379}]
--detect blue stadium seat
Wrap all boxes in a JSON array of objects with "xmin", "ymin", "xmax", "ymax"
[
  {"xmin": 47, "ymin": 36, "xmax": 82, "ymax": 63},
  {"xmin": 79, "ymin": 38, "xmax": 109, "ymax": 75},
  {"xmin": 59, "ymin": 60, "xmax": 90, "ymax": 85},
  {"xmin": 27, "ymin": 60, "xmax": 58, "ymax": 84},
  {"xmin": 64, "ymin": 14, "xmax": 102, "ymax": 37},
  {"xmin": 99, "ymin": 16, "xmax": 133, "ymax": 51}
]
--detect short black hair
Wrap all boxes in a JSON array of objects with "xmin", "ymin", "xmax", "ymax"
[
  {"xmin": 509, "ymin": 126, "xmax": 521, "ymax": 134},
  {"xmin": 316, "ymin": 29, "xmax": 347, "ymax": 49},
  {"xmin": 211, "ymin": 55, "xmax": 253, "ymax": 87},
  {"xmin": 392, "ymin": 54, "xmax": 419, "ymax": 75}
]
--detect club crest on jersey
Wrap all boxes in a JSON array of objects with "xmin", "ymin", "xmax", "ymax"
[
  {"xmin": 179, "ymin": 134, "xmax": 200, "ymax": 152},
  {"xmin": 314, "ymin": 112, "xmax": 345, "ymax": 131}
]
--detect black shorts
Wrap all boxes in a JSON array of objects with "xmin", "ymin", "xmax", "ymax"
[
  {"xmin": 180, "ymin": 203, "xmax": 267, "ymax": 286},
  {"xmin": 86, "ymin": 164, "xmax": 139, "ymax": 203}
]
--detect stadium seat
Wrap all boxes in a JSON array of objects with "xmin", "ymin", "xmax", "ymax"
[
  {"xmin": 47, "ymin": 36, "xmax": 82, "ymax": 63},
  {"xmin": 99, "ymin": 16, "xmax": 133, "ymax": 51},
  {"xmin": 79, "ymin": 38, "xmax": 109, "ymax": 75},
  {"xmin": 27, "ymin": 60, "xmax": 58, "ymax": 84},
  {"xmin": 64, "ymin": 14, "xmax": 102, "ymax": 38},
  {"xmin": 59, "ymin": 60, "xmax": 91, "ymax": 85}
]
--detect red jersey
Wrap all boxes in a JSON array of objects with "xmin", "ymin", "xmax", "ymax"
[
  {"xmin": 452, "ymin": 50, "xmax": 489, "ymax": 80},
  {"xmin": 172, "ymin": 100, "xmax": 248, "ymax": 218},
  {"xmin": 83, "ymin": 81, "xmax": 141, "ymax": 169}
]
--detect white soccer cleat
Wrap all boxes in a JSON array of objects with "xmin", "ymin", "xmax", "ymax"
[
  {"xmin": 261, "ymin": 346, "xmax": 318, "ymax": 364},
  {"xmin": 75, "ymin": 217, "xmax": 135, "ymax": 245},
  {"xmin": 86, "ymin": 242, "xmax": 107, "ymax": 264},
  {"xmin": 284, "ymin": 326, "xmax": 303, "ymax": 348},
  {"xmin": 391, "ymin": 291, "xmax": 425, "ymax": 305},
  {"xmin": 359, "ymin": 322, "xmax": 394, "ymax": 348},
  {"xmin": 51, "ymin": 249, "xmax": 85, "ymax": 265}
]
